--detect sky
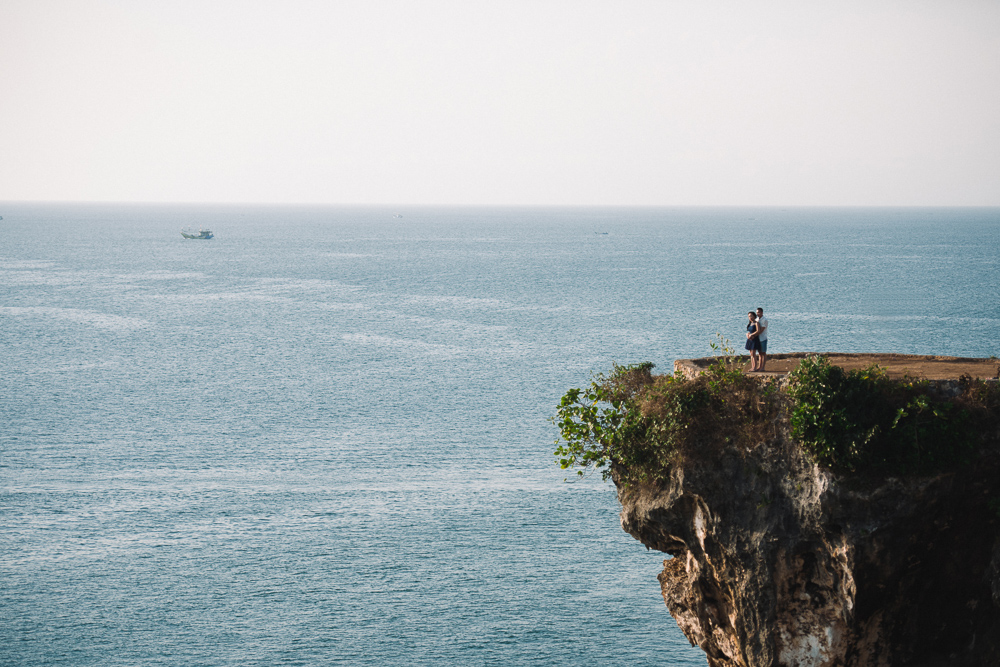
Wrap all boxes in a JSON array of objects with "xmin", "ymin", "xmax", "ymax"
[{"xmin": 1, "ymin": 0, "xmax": 998, "ymax": 206}]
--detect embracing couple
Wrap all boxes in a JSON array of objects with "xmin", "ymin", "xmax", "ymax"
[{"xmin": 744, "ymin": 307, "xmax": 768, "ymax": 372}]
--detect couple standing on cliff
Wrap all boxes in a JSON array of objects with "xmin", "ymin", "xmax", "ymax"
[{"xmin": 745, "ymin": 307, "xmax": 768, "ymax": 372}]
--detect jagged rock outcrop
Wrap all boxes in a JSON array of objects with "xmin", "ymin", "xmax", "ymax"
[{"xmin": 618, "ymin": 397, "xmax": 1000, "ymax": 666}]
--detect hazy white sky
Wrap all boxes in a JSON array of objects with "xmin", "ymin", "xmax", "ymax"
[{"xmin": 1, "ymin": 0, "xmax": 998, "ymax": 205}]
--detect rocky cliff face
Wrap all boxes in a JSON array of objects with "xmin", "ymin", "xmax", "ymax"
[{"xmin": 617, "ymin": 421, "xmax": 1000, "ymax": 666}]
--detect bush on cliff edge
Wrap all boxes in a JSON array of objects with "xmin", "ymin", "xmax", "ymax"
[
  {"xmin": 786, "ymin": 355, "xmax": 987, "ymax": 474},
  {"xmin": 553, "ymin": 358, "xmax": 780, "ymax": 484}
]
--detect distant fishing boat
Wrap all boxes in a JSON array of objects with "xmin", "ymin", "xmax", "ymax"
[
  {"xmin": 181, "ymin": 228, "xmax": 214, "ymax": 240},
  {"xmin": 393, "ymin": 213, "xmax": 403, "ymax": 219}
]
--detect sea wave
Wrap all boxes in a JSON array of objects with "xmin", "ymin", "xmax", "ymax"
[
  {"xmin": 0, "ymin": 306, "xmax": 150, "ymax": 331},
  {"xmin": 341, "ymin": 333, "xmax": 464, "ymax": 355}
]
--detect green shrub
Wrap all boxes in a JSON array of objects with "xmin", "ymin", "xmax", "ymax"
[
  {"xmin": 553, "ymin": 357, "xmax": 780, "ymax": 484},
  {"xmin": 786, "ymin": 356, "xmax": 976, "ymax": 473},
  {"xmin": 553, "ymin": 362, "xmax": 658, "ymax": 481}
]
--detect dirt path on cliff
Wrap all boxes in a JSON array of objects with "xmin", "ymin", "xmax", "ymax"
[{"xmin": 678, "ymin": 353, "xmax": 1000, "ymax": 380}]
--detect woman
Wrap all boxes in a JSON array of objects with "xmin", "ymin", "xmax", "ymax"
[{"xmin": 745, "ymin": 311, "xmax": 762, "ymax": 371}]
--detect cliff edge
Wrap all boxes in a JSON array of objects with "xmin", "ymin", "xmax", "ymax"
[{"xmin": 616, "ymin": 355, "xmax": 1000, "ymax": 667}]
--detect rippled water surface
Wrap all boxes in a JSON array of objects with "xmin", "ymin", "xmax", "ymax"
[{"xmin": 2, "ymin": 205, "xmax": 998, "ymax": 665}]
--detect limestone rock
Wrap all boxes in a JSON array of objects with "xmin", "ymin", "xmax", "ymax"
[{"xmin": 618, "ymin": 434, "xmax": 1000, "ymax": 666}]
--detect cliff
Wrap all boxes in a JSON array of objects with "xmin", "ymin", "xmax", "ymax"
[
  {"xmin": 555, "ymin": 354, "xmax": 1000, "ymax": 667},
  {"xmin": 614, "ymin": 355, "xmax": 1000, "ymax": 667}
]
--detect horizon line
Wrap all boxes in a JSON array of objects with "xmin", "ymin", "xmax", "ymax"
[{"xmin": 3, "ymin": 200, "xmax": 999, "ymax": 209}]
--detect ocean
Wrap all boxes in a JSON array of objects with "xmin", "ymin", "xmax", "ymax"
[{"xmin": 2, "ymin": 204, "xmax": 998, "ymax": 666}]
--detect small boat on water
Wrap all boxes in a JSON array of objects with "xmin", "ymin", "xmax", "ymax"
[{"xmin": 181, "ymin": 228, "xmax": 214, "ymax": 239}]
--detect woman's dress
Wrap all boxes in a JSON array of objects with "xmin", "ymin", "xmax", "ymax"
[{"xmin": 745, "ymin": 322, "xmax": 761, "ymax": 351}]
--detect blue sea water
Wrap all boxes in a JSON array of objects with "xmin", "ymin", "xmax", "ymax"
[{"xmin": 2, "ymin": 204, "xmax": 999, "ymax": 666}]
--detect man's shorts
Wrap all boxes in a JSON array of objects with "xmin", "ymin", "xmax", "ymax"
[{"xmin": 759, "ymin": 340, "xmax": 767, "ymax": 354}]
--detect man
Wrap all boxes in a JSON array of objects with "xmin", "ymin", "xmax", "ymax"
[{"xmin": 756, "ymin": 308, "xmax": 768, "ymax": 371}]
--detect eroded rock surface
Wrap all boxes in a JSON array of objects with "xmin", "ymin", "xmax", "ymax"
[{"xmin": 618, "ymin": 433, "xmax": 1000, "ymax": 666}]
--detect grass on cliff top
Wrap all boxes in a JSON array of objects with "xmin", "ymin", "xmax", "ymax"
[{"xmin": 554, "ymin": 355, "xmax": 1000, "ymax": 484}]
